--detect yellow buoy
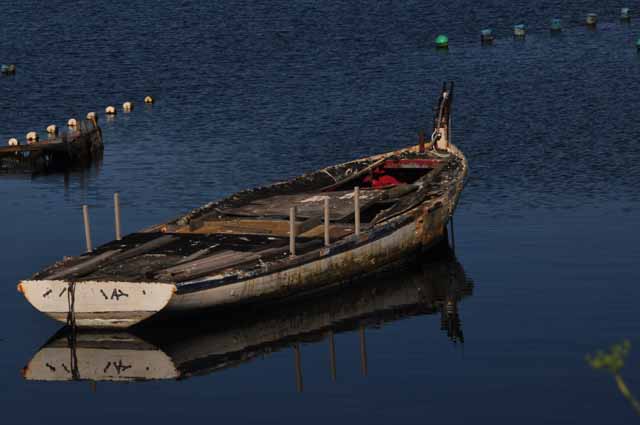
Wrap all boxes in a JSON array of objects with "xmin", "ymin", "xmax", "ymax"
[
  {"xmin": 68, "ymin": 118, "xmax": 78, "ymax": 128},
  {"xmin": 8, "ymin": 138, "xmax": 19, "ymax": 146},
  {"xmin": 26, "ymin": 131, "xmax": 39, "ymax": 144},
  {"xmin": 105, "ymin": 105, "xmax": 117, "ymax": 115},
  {"xmin": 122, "ymin": 101, "xmax": 133, "ymax": 112},
  {"xmin": 144, "ymin": 95, "xmax": 154, "ymax": 104},
  {"xmin": 46, "ymin": 124, "xmax": 58, "ymax": 135}
]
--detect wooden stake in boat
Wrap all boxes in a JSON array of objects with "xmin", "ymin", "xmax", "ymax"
[
  {"xmin": 82, "ymin": 205, "xmax": 92, "ymax": 252},
  {"xmin": 114, "ymin": 192, "xmax": 122, "ymax": 241},
  {"xmin": 324, "ymin": 197, "xmax": 330, "ymax": 246},
  {"xmin": 289, "ymin": 206, "xmax": 297, "ymax": 256},
  {"xmin": 354, "ymin": 186, "xmax": 361, "ymax": 236}
]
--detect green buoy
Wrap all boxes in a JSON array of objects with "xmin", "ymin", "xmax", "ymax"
[
  {"xmin": 550, "ymin": 18, "xmax": 562, "ymax": 32},
  {"xmin": 435, "ymin": 35, "xmax": 449, "ymax": 49},
  {"xmin": 636, "ymin": 38, "xmax": 640, "ymax": 50}
]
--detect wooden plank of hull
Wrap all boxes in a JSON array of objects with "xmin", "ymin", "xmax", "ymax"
[
  {"xmin": 18, "ymin": 280, "xmax": 176, "ymax": 328},
  {"xmin": 167, "ymin": 205, "xmax": 450, "ymax": 312}
]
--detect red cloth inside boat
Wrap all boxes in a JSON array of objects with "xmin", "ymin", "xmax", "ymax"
[{"xmin": 363, "ymin": 169, "xmax": 402, "ymax": 188}]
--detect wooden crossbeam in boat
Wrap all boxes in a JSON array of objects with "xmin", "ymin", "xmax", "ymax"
[
  {"xmin": 108, "ymin": 235, "xmax": 177, "ymax": 264},
  {"xmin": 217, "ymin": 190, "xmax": 385, "ymax": 221},
  {"xmin": 44, "ymin": 235, "xmax": 177, "ymax": 280},
  {"xmin": 46, "ymin": 250, "xmax": 121, "ymax": 280},
  {"xmin": 157, "ymin": 239, "xmax": 322, "ymax": 282}
]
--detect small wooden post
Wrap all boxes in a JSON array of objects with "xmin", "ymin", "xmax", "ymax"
[
  {"xmin": 419, "ymin": 129, "xmax": 425, "ymax": 153},
  {"xmin": 328, "ymin": 331, "xmax": 337, "ymax": 382},
  {"xmin": 114, "ymin": 192, "xmax": 122, "ymax": 241},
  {"xmin": 359, "ymin": 326, "xmax": 368, "ymax": 377},
  {"xmin": 354, "ymin": 186, "xmax": 361, "ymax": 236},
  {"xmin": 324, "ymin": 197, "xmax": 330, "ymax": 246},
  {"xmin": 293, "ymin": 344, "xmax": 303, "ymax": 392},
  {"xmin": 289, "ymin": 206, "xmax": 297, "ymax": 256},
  {"xmin": 82, "ymin": 205, "xmax": 92, "ymax": 252}
]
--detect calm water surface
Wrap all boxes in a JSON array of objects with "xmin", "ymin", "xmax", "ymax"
[{"xmin": 1, "ymin": 1, "xmax": 639, "ymax": 424}]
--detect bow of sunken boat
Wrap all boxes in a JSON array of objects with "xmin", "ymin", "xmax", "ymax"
[
  {"xmin": 18, "ymin": 82, "xmax": 468, "ymax": 329},
  {"xmin": 0, "ymin": 119, "xmax": 103, "ymax": 175}
]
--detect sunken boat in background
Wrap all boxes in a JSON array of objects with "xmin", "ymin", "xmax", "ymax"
[
  {"xmin": 23, "ymin": 251, "xmax": 473, "ymax": 383},
  {"xmin": 18, "ymin": 82, "xmax": 468, "ymax": 328},
  {"xmin": 0, "ymin": 119, "xmax": 103, "ymax": 175}
]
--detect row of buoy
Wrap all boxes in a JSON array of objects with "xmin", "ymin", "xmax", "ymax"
[
  {"xmin": 435, "ymin": 9, "xmax": 638, "ymax": 48},
  {"xmin": 6, "ymin": 95, "xmax": 155, "ymax": 146},
  {"xmin": 103, "ymin": 96, "xmax": 153, "ymax": 115}
]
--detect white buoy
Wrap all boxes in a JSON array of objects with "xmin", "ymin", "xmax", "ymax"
[
  {"xmin": 122, "ymin": 101, "xmax": 133, "ymax": 112},
  {"xmin": 86, "ymin": 112, "xmax": 98, "ymax": 124},
  {"xmin": 26, "ymin": 131, "xmax": 39, "ymax": 144},
  {"xmin": 105, "ymin": 105, "xmax": 116, "ymax": 115},
  {"xmin": 8, "ymin": 138, "xmax": 19, "ymax": 146},
  {"xmin": 68, "ymin": 118, "xmax": 78, "ymax": 128},
  {"xmin": 46, "ymin": 124, "xmax": 58, "ymax": 135},
  {"xmin": 144, "ymin": 95, "xmax": 154, "ymax": 104}
]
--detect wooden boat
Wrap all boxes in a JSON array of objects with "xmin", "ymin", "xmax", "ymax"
[
  {"xmin": 18, "ymin": 82, "xmax": 468, "ymax": 328},
  {"xmin": 22, "ymin": 252, "xmax": 473, "ymax": 383},
  {"xmin": 0, "ymin": 120, "xmax": 103, "ymax": 175}
]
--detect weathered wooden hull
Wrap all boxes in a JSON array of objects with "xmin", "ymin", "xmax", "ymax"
[
  {"xmin": 18, "ymin": 142, "xmax": 467, "ymax": 328},
  {"xmin": 0, "ymin": 126, "xmax": 103, "ymax": 175},
  {"xmin": 168, "ymin": 206, "xmax": 448, "ymax": 311}
]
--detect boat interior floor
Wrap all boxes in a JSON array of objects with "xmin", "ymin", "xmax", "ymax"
[{"xmin": 35, "ymin": 155, "xmax": 458, "ymax": 283}]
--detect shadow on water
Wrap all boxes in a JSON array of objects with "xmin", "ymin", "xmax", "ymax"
[{"xmin": 21, "ymin": 246, "xmax": 473, "ymax": 389}]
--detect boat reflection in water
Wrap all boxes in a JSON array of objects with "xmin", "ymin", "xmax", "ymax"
[{"xmin": 23, "ymin": 246, "xmax": 473, "ymax": 388}]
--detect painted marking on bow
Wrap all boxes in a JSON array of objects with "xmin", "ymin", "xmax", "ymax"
[{"xmin": 111, "ymin": 289, "xmax": 129, "ymax": 300}]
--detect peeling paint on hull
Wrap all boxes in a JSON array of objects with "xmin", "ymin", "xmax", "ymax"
[{"xmin": 168, "ymin": 213, "xmax": 448, "ymax": 311}]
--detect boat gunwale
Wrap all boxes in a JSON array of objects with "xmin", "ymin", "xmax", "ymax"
[{"xmin": 174, "ymin": 143, "xmax": 468, "ymax": 293}]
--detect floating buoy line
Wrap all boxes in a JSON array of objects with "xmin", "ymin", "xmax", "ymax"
[
  {"xmin": 435, "ymin": 8, "xmax": 639, "ymax": 48},
  {"xmin": 5, "ymin": 96, "xmax": 155, "ymax": 146}
]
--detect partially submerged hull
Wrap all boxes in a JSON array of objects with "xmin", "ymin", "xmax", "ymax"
[
  {"xmin": 19, "ymin": 83, "xmax": 467, "ymax": 329},
  {"xmin": 0, "ymin": 122, "xmax": 103, "ymax": 175}
]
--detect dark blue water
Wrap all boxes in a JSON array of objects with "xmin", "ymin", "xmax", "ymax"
[{"xmin": 2, "ymin": 1, "xmax": 640, "ymax": 423}]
